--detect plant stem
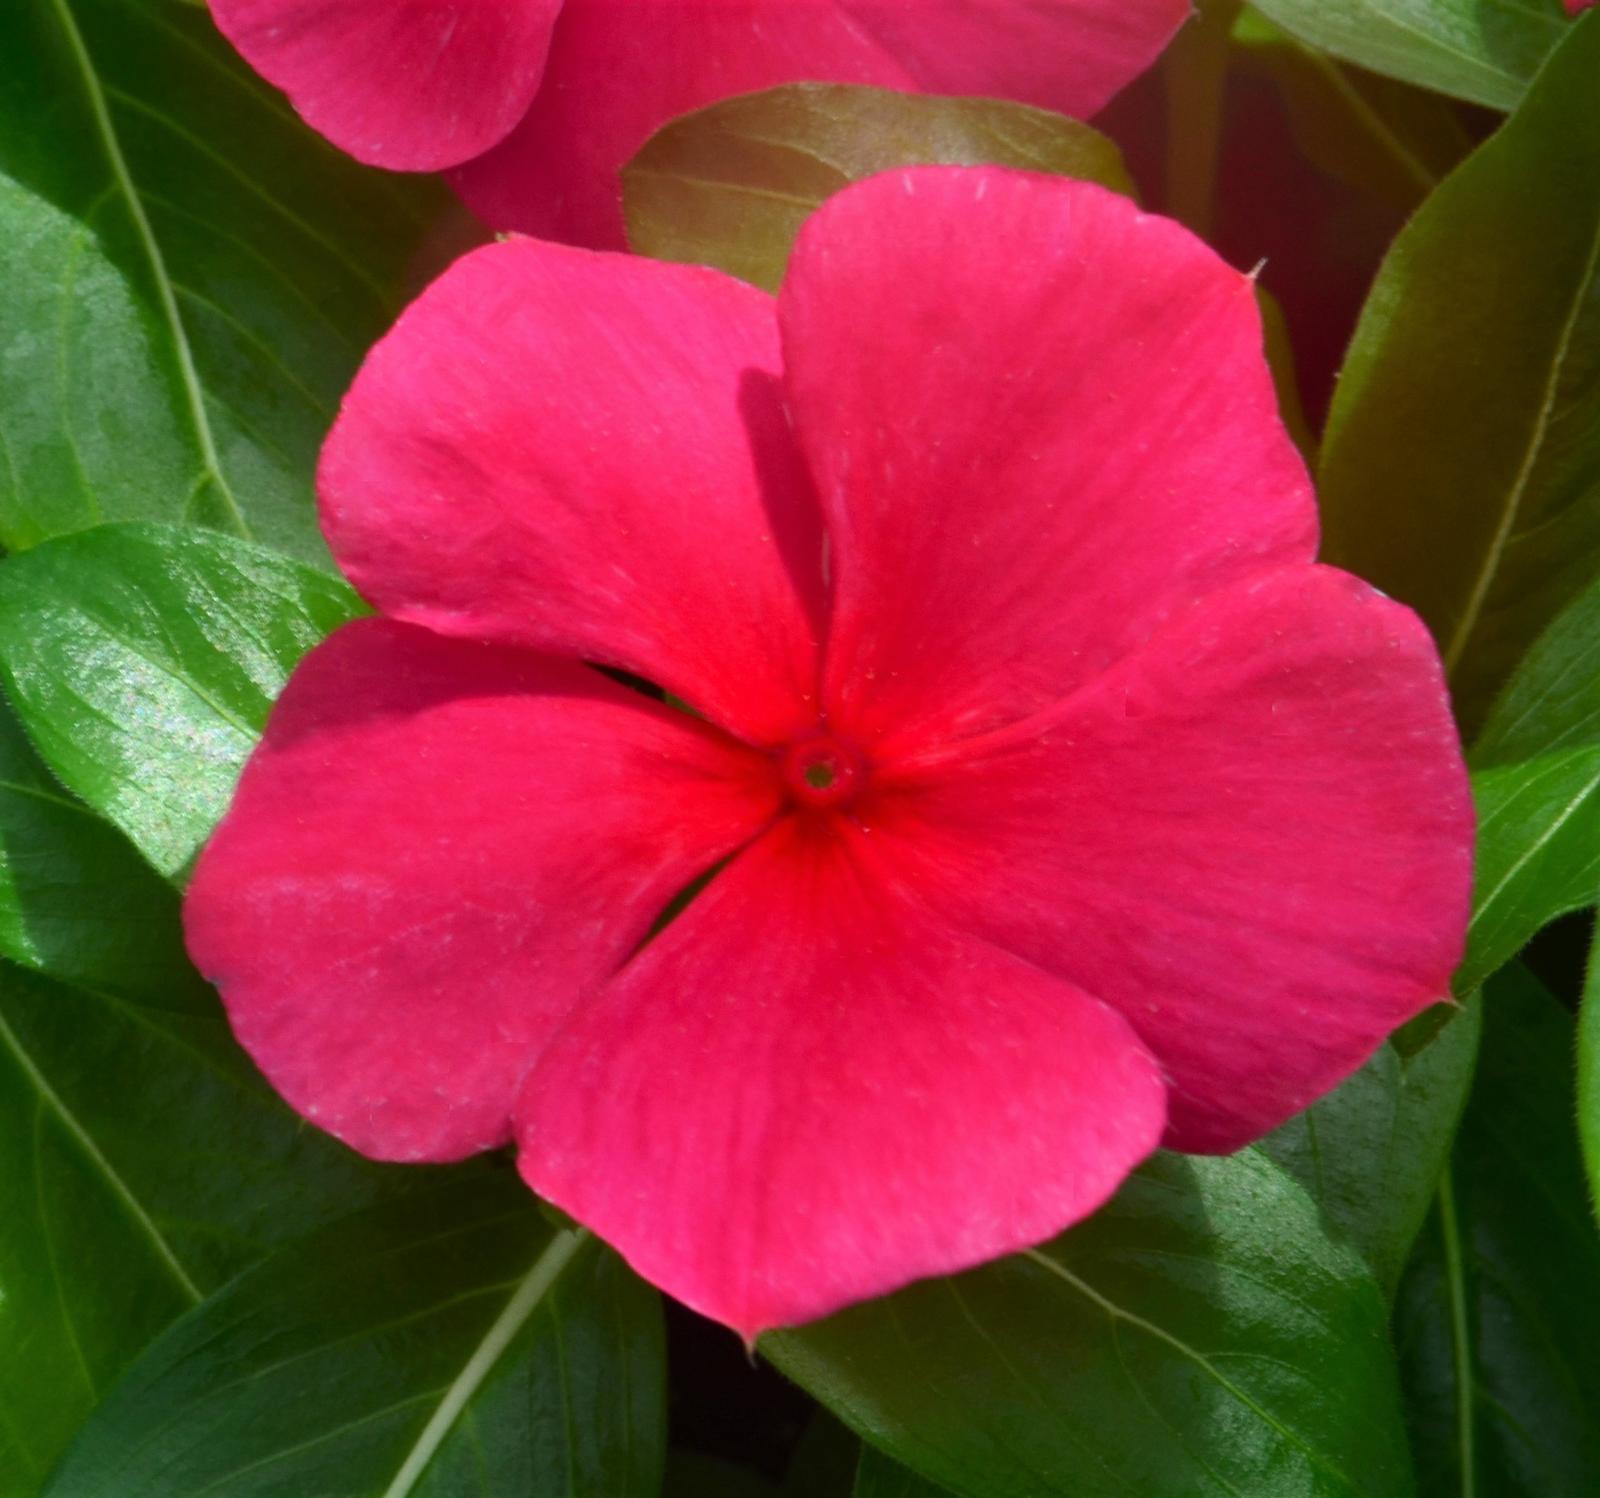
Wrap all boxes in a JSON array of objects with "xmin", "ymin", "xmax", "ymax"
[{"xmin": 1161, "ymin": 0, "xmax": 1244, "ymax": 237}]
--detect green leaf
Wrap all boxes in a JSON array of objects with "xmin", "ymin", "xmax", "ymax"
[
  {"xmin": 0, "ymin": 961, "xmax": 417, "ymax": 1493},
  {"xmin": 1260, "ymin": 998, "xmax": 1482, "ymax": 1296},
  {"xmin": 0, "ymin": 522, "xmax": 363, "ymax": 880},
  {"xmin": 1256, "ymin": 286, "xmax": 1316, "ymax": 461},
  {"xmin": 623, "ymin": 82, "xmax": 1133, "ymax": 294},
  {"xmin": 1249, "ymin": 0, "xmax": 1569, "ymax": 111},
  {"xmin": 1395, "ymin": 964, "xmax": 1600, "ymax": 1495},
  {"xmin": 1232, "ymin": 10, "xmax": 1475, "ymax": 215},
  {"xmin": 42, "ymin": 1179, "xmax": 665, "ymax": 1498},
  {"xmin": 1316, "ymin": 10, "xmax": 1600, "ymax": 734},
  {"xmin": 0, "ymin": 696, "xmax": 203, "ymax": 1001},
  {"xmin": 1457, "ymin": 571, "xmax": 1600, "ymax": 992},
  {"xmin": 0, "ymin": 0, "xmax": 447, "ymax": 565},
  {"xmin": 1583, "ymin": 935, "xmax": 1600, "ymax": 1225},
  {"xmin": 781, "ymin": 1413, "xmax": 862, "ymax": 1498},
  {"xmin": 854, "ymin": 1450, "xmax": 955, "ymax": 1498},
  {"xmin": 768, "ymin": 1150, "xmax": 1412, "ymax": 1498},
  {"xmin": 1463, "ymin": 754, "xmax": 1600, "ymax": 992}
]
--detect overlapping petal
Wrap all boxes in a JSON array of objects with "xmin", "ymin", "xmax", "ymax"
[
  {"xmin": 319, "ymin": 237, "xmax": 825, "ymax": 745},
  {"xmin": 210, "ymin": 0, "xmax": 561, "ymax": 171},
  {"xmin": 779, "ymin": 167, "xmax": 1318, "ymax": 757},
  {"xmin": 860, "ymin": 565, "xmax": 1473, "ymax": 1153},
  {"xmin": 452, "ymin": 0, "xmax": 1192, "ymax": 246},
  {"xmin": 515, "ymin": 815, "xmax": 1167, "ymax": 1337},
  {"xmin": 185, "ymin": 619, "xmax": 780, "ymax": 1163}
]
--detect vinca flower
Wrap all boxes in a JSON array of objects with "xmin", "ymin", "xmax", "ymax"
[
  {"xmin": 207, "ymin": 0, "xmax": 1190, "ymax": 245},
  {"xmin": 184, "ymin": 167, "xmax": 1473, "ymax": 1339}
]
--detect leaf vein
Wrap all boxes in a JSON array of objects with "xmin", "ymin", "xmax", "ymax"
[
  {"xmin": 0, "ymin": 1003, "xmax": 201, "ymax": 1302},
  {"xmin": 50, "ymin": 0, "xmax": 251, "ymax": 540}
]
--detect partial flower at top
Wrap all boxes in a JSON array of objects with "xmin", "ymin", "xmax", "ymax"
[
  {"xmin": 183, "ymin": 167, "xmax": 1473, "ymax": 1340},
  {"xmin": 206, "ymin": 0, "xmax": 1192, "ymax": 246}
]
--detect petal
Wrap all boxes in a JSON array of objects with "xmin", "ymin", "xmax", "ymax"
[
  {"xmin": 319, "ymin": 237, "xmax": 825, "ymax": 745},
  {"xmin": 184, "ymin": 619, "xmax": 780, "ymax": 1163},
  {"xmin": 516, "ymin": 814, "xmax": 1166, "ymax": 1337},
  {"xmin": 210, "ymin": 0, "xmax": 561, "ymax": 171},
  {"xmin": 779, "ymin": 167, "xmax": 1317, "ymax": 757},
  {"xmin": 862, "ymin": 565, "xmax": 1473, "ymax": 1153},
  {"xmin": 451, "ymin": 0, "xmax": 1192, "ymax": 247}
]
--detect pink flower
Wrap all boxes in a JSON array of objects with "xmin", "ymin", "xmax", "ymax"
[
  {"xmin": 1568, "ymin": 0, "xmax": 1596, "ymax": 15},
  {"xmin": 184, "ymin": 168, "xmax": 1472, "ymax": 1338},
  {"xmin": 206, "ymin": 0, "xmax": 1190, "ymax": 246}
]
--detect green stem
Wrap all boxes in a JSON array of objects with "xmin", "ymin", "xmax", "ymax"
[{"xmin": 1160, "ymin": 0, "xmax": 1243, "ymax": 237}]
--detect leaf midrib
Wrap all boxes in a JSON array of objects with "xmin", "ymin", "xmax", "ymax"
[
  {"xmin": 1021, "ymin": 1247, "xmax": 1362, "ymax": 1493},
  {"xmin": 1470, "ymin": 747, "xmax": 1600, "ymax": 935},
  {"xmin": 1275, "ymin": 0, "xmax": 1543, "ymax": 95},
  {"xmin": 0, "ymin": 994, "xmax": 201, "ymax": 1302},
  {"xmin": 379, "ymin": 1226, "xmax": 592, "ymax": 1498},
  {"xmin": 1443, "ymin": 205, "xmax": 1600, "ymax": 676},
  {"xmin": 46, "ymin": 0, "xmax": 252, "ymax": 542},
  {"xmin": 1435, "ymin": 1173, "xmax": 1477, "ymax": 1498}
]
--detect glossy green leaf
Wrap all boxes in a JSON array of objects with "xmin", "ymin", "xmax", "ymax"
[
  {"xmin": 623, "ymin": 82, "xmax": 1133, "ymax": 294},
  {"xmin": 1260, "ymin": 998, "xmax": 1481, "ymax": 1296},
  {"xmin": 1395, "ymin": 965, "xmax": 1600, "ymax": 1495},
  {"xmin": 1463, "ymin": 755, "xmax": 1600, "ymax": 992},
  {"xmin": 1457, "ymin": 571, "xmax": 1600, "ymax": 992},
  {"xmin": 43, "ymin": 1179, "xmax": 665, "ymax": 1498},
  {"xmin": 0, "ymin": 0, "xmax": 446, "ymax": 565},
  {"xmin": 1249, "ymin": 0, "xmax": 1569, "ymax": 110},
  {"xmin": 0, "ymin": 961, "xmax": 416, "ymax": 1494},
  {"xmin": 1583, "ymin": 935, "xmax": 1600, "ymax": 1227},
  {"xmin": 1317, "ymin": 9, "xmax": 1600, "ymax": 733},
  {"xmin": 769, "ymin": 1150, "xmax": 1411, "ymax": 1498},
  {"xmin": 0, "ymin": 696, "xmax": 203, "ymax": 1001},
  {"xmin": 1582, "ymin": 938, "xmax": 1600, "ymax": 1257},
  {"xmin": 0, "ymin": 523, "xmax": 363, "ymax": 880},
  {"xmin": 854, "ymin": 1450, "xmax": 954, "ymax": 1498}
]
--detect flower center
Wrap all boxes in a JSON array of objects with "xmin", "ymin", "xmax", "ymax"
[{"xmin": 781, "ymin": 735, "xmax": 864, "ymax": 810}]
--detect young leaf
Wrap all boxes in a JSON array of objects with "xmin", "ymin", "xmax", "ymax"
[
  {"xmin": 1457, "ymin": 571, "xmax": 1600, "ymax": 992},
  {"xmin": 0, "ymin": 0, "xmax": 447, "ymax": 565},
  {"xmin": 0, "ymin": 523, "xmax": 363, "ymax": 879},
  {"xmin": 1395, "ymin": 965, "xmax": 1600, "ymax": 1495},
  {"xmin": 768, "ymin": 1150, "xmax": 1411, "ymax": 1498},
  {"xmin": 0, "ymin": 697, "xmax": 203, "ymax": 1002},
  {"xmin": 0, "ymin": 962, "xmax": 416, "ymax": 1493},
  {"xmin": 1260, "ymin": 998, "xmax": 1481, "ymax": 1296},
  {"xmin": 623, "ymin": 83, "xmax": 1133, "ymax": 293},
  {"xmin": 42, "ymin": 1178, "xmax": 665, "ymax": 1498},
  {"xmin": 1249, "ymin": 0, "xmax": 1569, "ymax": 111},
  {"xmin": 1316, "ymin": 9, "xmax": 1600, "ymax": 733}
]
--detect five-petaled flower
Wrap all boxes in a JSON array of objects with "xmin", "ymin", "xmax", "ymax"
[
  {"xmin": 184, "ymin": 167, "xmax": 1473, "ymax": 1339},
  {"xmin": 207, "ymin": 0, "xmax": 1189, "ymax": 246}
]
